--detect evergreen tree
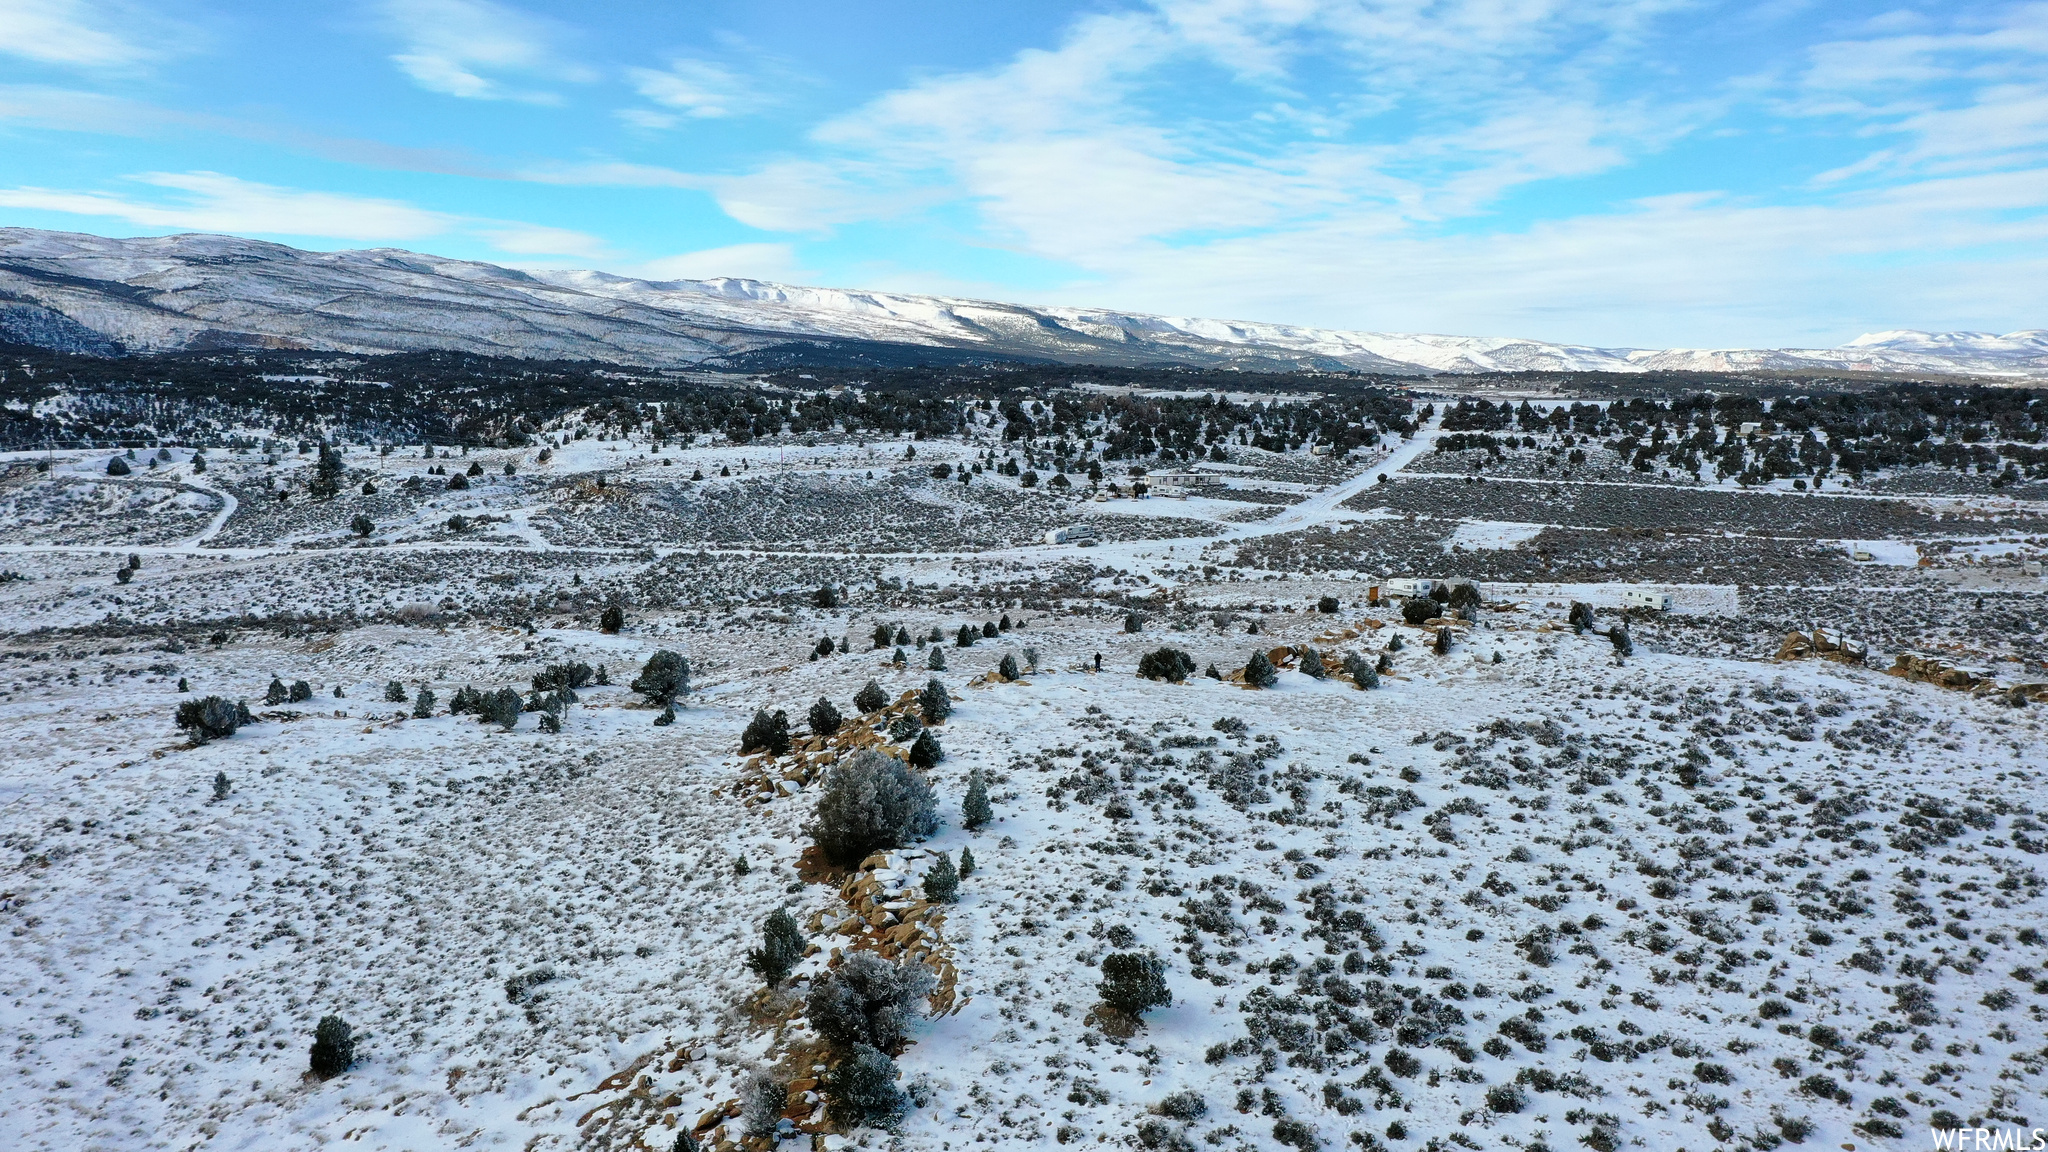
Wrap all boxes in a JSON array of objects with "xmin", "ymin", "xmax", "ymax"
[
  {"xmin": 483, "ymin": 687, "xmax": 523, "ymax": 730},
  {"xmin": 1137, "ymin": 647, "xmax": 1195, "ymax": 682},
  {"xmin": 908, "ymin": 728, "xmax": 943, "ymax": 768},
  {"xmin": 211, "ymin": 771, "xmax": 231, "ymax": 802},
  {"xmin": 539, "ymin": 711, "xmax": 563, "ymax": 733},
  {"xmin": 981, "ymin": 621, "xmax": 997, "ymax": 638},
  {"xmin": 825, "ymin": 1045, "xmax": 907, "ymax": 1130},
  {"xmin": 631, "ymin": 650, "xmax": 690, "ymax": 707},
  {"xmin": 998, "ymin": 653, "xmax": 1020, "ymax": 681},
  {"xmin": 1343, "ymin": 653, "xmax": 1380, "ymax": 689},
  {"xmin": 740, "ymin": 709, "xmax": 792, "ymax": 755},
  {"xmin": 289, "ymin": 679, "xmax": 313, "ymax": 703},
  {"xmin": 1432, "ymin": 626, "xmax": 1452, "ymax": 656},
  {"xmin": 600, "ymin": 603, "xmax": 625, "ymax": 634},
  {"xmin": 1244, "ymin": 650, "xmax": 1278, "ymax": 689},
  {"xmin": 1125, "ymin": 612, "xmax": 1144, "ymax": 633},
  {"xmin": 892, "ymin": 647, "xmax": 907, "ymax": 666},
  {"xmin": 872, "ymin": 623, "xmax": 894, "ymax": 650},
  {"xmin": 351, "ymin": 514, "xmax": 374, "ymax": 537},
  {"xmin": 895, "ymin": 625, "xmax": 911, "ymax": 645},
  {"xmin": 958, "ymin": 847, "xmax": 975, "ymax": 877},
  {"xmin": 927, "ymin": 646, "xmax": 947, "ymax": 671},
  {"xmin": 809, "ymin": 696, "xmax": 844, "ymax": 737},
  {"xmin": 1317, "ymin": 595, "xmax": 1339, "ymax": 613},
  {"xmin": 962, "ymin": 766, "xmax": 992, "ymax": 830},
  {"xmin": 923, "ymin": 853, "xmax": 959, "ymax": 903},
  {"xmin": 107, "ymin": 457, "xmax": 130, "ymax": 476},
  {"xmin": 176, "ymin": 695, "xmax": 244, "ymax": 742},
  {"xmin": 815, "ymin": 636, "xmax": 836, "ymax": 658},
  {"xmin": 1098, "ymin": 952, "xmax": 1171, "ymax": 1017},
  {"xmin": 816, "ymin": 585, "xmax": 840, "ymax": 609},
  {"xmin": 745, "ymin": 907, "xmax": 807, "ymax": 985},
  {"xmin": 854, "ymin": 679, "xmax": 889, "ymax": 713},
  {"xmin": 265, "ymin": 677, "xmax": 288, "ymax": 705},
  {"xmin": 919, "ymin": 679, "xmax": 951, "ymax": 724},
  {"xmin": 1387, "ymin": 633, "xmax": 1404, "ymax": 652},
  {"xmin": 309, "ymin": 1015, "xmax": 355, "ymax": 1078},
  {"xmin": 741, "ymin": 1070, "xmax": 785, "ymax": 1137},
  {"xmin": 805, "ymin": 750, "xmax": 938, "ymax": 864},
  {"xmin": 384, "ymin": 680, "xmax": 408, "ymax": 702},
  {"xmin": 1300, "ymin": 646, "xmax": 1329, "ymax": 679},
  {"xmin": 955, "ymin": 625, "xmax": 974, "ymax": 648},
  {"xmin": 412, "ymin": 687, "xmax": 436, "ymax": 717}
]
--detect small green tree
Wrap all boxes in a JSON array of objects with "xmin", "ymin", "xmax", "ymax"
[
  {"xmin": 745, "ymin": 907, "xmax": 807, "ymax": 985},
  {"xmin": 955, "ymin": 625, "xmax": 975, "ymax": 648},
  {"xmin": 998, "ymin": 653, "xmax": 1020, "ymax": 681},
  {"xmin": 1099, "ymin": 951, "xmax": 1171, "ymax": 1017},
  {"xmin": 1137, "ymin": 647, "xmax": 1195, "ymax": 682},
  {"xmin": 892, "ymin": 647, "xmax": 907, "ymax": 666},
  {"xmin": 483, "ymin": 687, "xmax": 523, "ymax": 730},
  {"xmin": 816, "ymin": 585, "xmax": 840, "ymax": 609},
  {"xmin": 288, "ymin": 679, "xmax": 313, "ymax": 703},
  {"xmin": 825, "ymin": 1044, "xmax": 907, "ymax": 1129},
  {"xmin": 265, "ymin": 677, "xmax": 288, "ymax": 705},
  {"xmin": 740, "ymin": 709, "xmax": 792, "ymax": 755},
  {"xmin": 351, "ymin": 514, "xmax": 374, "ymax": 537},
  {"xmin": 309, "ymin": 1015, "xmax": 355, "ymax": 1078},
  {"xmin": 958, "ymin": 847, "xmax": 975, "ymax": 877},
  {"xmin": 908, "ymin": 728, "xmax": 943, "ymax": 768},
  {"xmin": 854, "ymin": 680, "xmax": 889, "ymax": 713},
  {"xmin": 631, "ymin": 650, "xmax": 690, "ymax": 708},
  {"xmin": 384, "ymin": 680, "xmax": 407, "ymax": 702},
  {"xmin": 212, "ymin": 771, "xmax": 231, "ymax": 802},
  {"xmin": 600, "ymin": 603, "xmax": 625, "ymax": 634},
  {"xmin": 962, "ymin": 766, "xmax": 992, "ymax": 830},
  {"xmin": 1300, "ymin": 646, "xmax": 1328, "ymax": 679},
  {"xmin": 919, "ymin": 679, "xmax": 951, "ymax": 724},
  {"xmin": 1244, "ymin": 650, "xmax": 1277, "ymax": 689},
  {"xmin": 809, "ymin": 696, "xmax": 843, "ymax": 737},
  {"xmin": 412, "ymin": 687, "xmax": 436, "ymax": 717},
  {"xmin": 927, "ymin": 646, "xmax": 947, "ymax": 671},
  {"xmin": 872, "ymin": 623, "xmax": 894, "ymax": 650},
  {"xmin": 923, "ymin": 853, "xmax": 959, "ymax": 903}
]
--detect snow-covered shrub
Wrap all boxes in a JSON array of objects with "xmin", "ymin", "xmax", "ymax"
[
  {"xmin": 805, "ymin": 951, "xmax": 936, "ymax": 1051},
  {"xmin": 175, "ymin": 695, "xmax": 247, "ymax": 742},
  {"xmin": 308, "ymin": 1015, "xmax": 355, "ymax": 1078},
  {"xmin": 265, "ymin": 678, "xmax": 288, "ymax": 705},
  {"xmin": 740, "ymin": 709, "xmax": 791, "ymax": 755},
  {"xmin": 1155, "ymin": 1090, "xmax": 1208, "ymax": 1120},
  {"xmin": 1098, "ymin": 951, "xmax": 1170, "ymax": 1016},
  {"xmin": 384, "ymin": 681, "xmax": 407, "ymax": 702},
  {"xmin": 908, "ymin": 729, "xmax": 943, "ymax": 769},
  {"xmin": 1137, "ymin": 647, "xmax": 1196, "ymax": 682},
  {"xmin": 810, "ymin": 697, "xmax": 843, "ymax": 736},
  {"xmin": 1400, "ymin": 599, "xmax": 1434, "ymax": 626},
  {"xmin": 806, "ymin": 749, "xmax": 938, "ymax": 864},
  {"xmin": 631, "ymin": 651, "xmax": 690, "ymax": 707},
  {"xmin": 288, "ymin": 679, "xmax": 313, "ymax": 703},
  {"xmin": 1244, "ymin": 651, "xmax": 1277, "ymax": 689},
  {"xmin": 1299, "ymin": 647, "xmax": 1328, "ymax": 679},
  {"xmin": 998, "ymin": 653, "xmax": 1021, "ymax": 681},
  {"xmin": 741, "ymin": 1069, "xmax": 785, "ymax": 1136},
  {"xmin": 918, "ymin": 679, "xmax": 951, "ymax": 724},
  {"xmin": 1342, "ymin": 653, "xmax": 1379, "ymax": 689},
  {"xmin": 855, "ymin": 680, "xmax": 889, "ymax": 713},
  {"xmin": 826, "ymin": 1044, "xmax": 907, "ymax": 1130},
  {"xmin": 600, "ymin": 603, "xmax": 624, "ymax": 633},
  {"xmin": 411, "ymin": 688, "xmax": 436, "ymax": 718},
  {"xmin": 927, "ymin": 647, "xmax": 947, "ymax": 671},
  {"xmin": 962, "ymin": 766, "xmax": 992, "ymax": 830}
]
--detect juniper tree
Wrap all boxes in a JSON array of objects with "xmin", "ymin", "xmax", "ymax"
[
  {"xmin": 1432, "ymin": 627, "xmax": 1452, "ymax": 656},
  {"xmin": 539, "ymin": 711, "xmax": 563, "ymax": 733},
  {"xmin": 1387, "ymin": 633, "xmax": 1404, "ymax": 652},
  {"xmin": 923, "ymin": 852, "xmax": 959, "ymax": 904},
  {"xmin": 806, "ymin": 749, "xmax": 938, "ymax": 864},
  {"xmin": 1300, "ymin": 646, "xmax": 1329, "ymax": 679},
  {"xmin": 1317, "ymin": 595, "xmax": 1339, "ymax": 613},
  {"xmin": 384, "ymin": 680, "xmax": 408, "ymax": 703},
  {"xmin": 826, "ymin": 1044, "xmax": 908, "ymax": 1130},
  {"xmin": 814, "ymin": 636, "xmax": 835, "ymax": 658},
  {"xmin": 805, "ymin": 950, "xmax": 936, "ymax": 1050},
  {"xmin": 955, "ymin": 625, "xmax": 975, "ymax": 648},
  {"xmin": 927, "ymin": 646, "xmax": 946, "ymax": 671},
  {"xmin": 1244, "ymin": 650, "xmax": 1278, "ymax": 689},
  {"xmin": 600, "ymin": 603, "xmax": 625, "ymax": 634},
  {"xmin": 962, "ymin": 766, "xmax": 992, "ymax": 830},
  {"xmin": 981, "ymin": 621, "xmax": 997, "ymax": 638},
  {"xmin": 286, "ymin": 679, "xmax": 311, "ymax": 703},
  {"xmin": 908, "ymin": 728, "xmax": 943, "ymax": 768},
  {"xmin": 854, "ymin": 680, "xmax": 889, "ymax": 714},
  {"xmin": 740, "ymin": 709, "xmax": 792, "ymax": 755},
  {"xmin": 1343, "ymin": 653, "xmax": 1379, "ymax": 689},
  {"xmin": 176, "ymin": 695, "xmax": 244, "ymax": 742},
  {"xmin": 919, "ymin": 679, "xmax": 951, "ymax": 724},
  {"xmin": 810, "ymin": 696, "xmax": 844, "ymax": 737},
  {"xmin": 741, "ymin": 1070, "xmax": 786, "ymax": 1137},
  {"xmin": 998, "ymin": 653, "xmax": 1020, "ymax": 681},
  {"xmin": 1138, "ymin": 647, "xmax": 1195, "ymax": 682},
  {"xmin": 872, "ymin": 623, "xmax": 894, "ymax": 649},
  {"xmin": 958, "ymin": 847, "xmax": 975, "ymax": 877},
  {"xmin": 483, "ymin": 687, "xmax": 523, "ymax": 730},
  {"xmin": 892, "ymin": 647, "xmax": 907, "ymax": 666},
  {"xmin": 265, "ymin": 677, "xmax": 288, "ymax": 705},
  {"xmin": 309, "ymin": 1015, "xmax": 355, "ymax": 1078},
  {"xmin": 631, "ymin": 650, "xmax": 690, "ymax": 708},
  {"xmin": 1400, "ymin": 598, "xmax": 1435, "ymax": 626},
  {"xmin": 1099, "ymin": 952, "xmax": 1171, "ymax": 1016},
  {"xmin": 745, "ymin": 907, "xmax": 807, "ymax": 986},
  {"xmin": 1125, "ymin": 612, "xmax": 1144, "ymax": 633},
  {"xmin": 212, "ymin": 771, "xmax": 231, "ymax": 802}
]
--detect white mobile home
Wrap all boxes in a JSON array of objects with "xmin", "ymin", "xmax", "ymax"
[
  {"xmin": 1622, "ymin": 588, "xmax": 1674, "ymax": 611},
  {"xmin": 1044, "ymin": 524, "xmax": 1099, "ymax": 545},
  {"xmin": 1384, "ymin": 578, "xmax": 1438, "ymax": 599}
]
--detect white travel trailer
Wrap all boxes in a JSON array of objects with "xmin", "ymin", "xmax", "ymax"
[
  {"xmin": 1044, "ymin": 524, "xmax": 1099, "ymax": 545},
  {"xmin": 1622, "ymin": 588, "xmax": 1674, "ymax": 611},
  {"xmin": 1384, "ymin": 577, "xmax": 1438, "ymax": 599}
]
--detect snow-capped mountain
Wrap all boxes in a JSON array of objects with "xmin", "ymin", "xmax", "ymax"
[{"xmin": 1, "ymin": 227, "xmax": 2042, "ymax": 376}]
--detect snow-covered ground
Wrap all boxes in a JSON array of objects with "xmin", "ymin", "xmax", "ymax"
[{"xmin": 1, "ymin": 419, "xmax": 2044, "ymax": 1152}]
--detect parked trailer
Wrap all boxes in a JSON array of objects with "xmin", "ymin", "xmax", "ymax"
[
  {"xmin": 1622, "ymin": 589, "xmax": 1674, "ymax": 611},
  {"xmin": 1044, "ymin": 525, "xmax": 1099, "ymax": 545},
  {"xmin": 1384, "ymin": 578, "xmax": 1438, "ymax": 598}
]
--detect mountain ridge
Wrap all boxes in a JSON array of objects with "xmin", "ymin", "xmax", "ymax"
[{"xmin": 2, "ymin": 226, "xmax": 2043, "ymax": 377}]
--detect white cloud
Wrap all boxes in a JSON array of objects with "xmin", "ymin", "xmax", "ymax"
[
  {"xmin": 0, "ymin": 172, "xmax": 455, "ymax": 240},
  {"xmin": 0, "ymin": 0, "xmax": 169, "ymax": 68},
  {"xmin": 380, "ymin": 0, "xmax": 591, "ymax": 102},
  {"xmin": 477, "ymin": 223, "xmax": 610, "ymax": 258},
  {"xmin": 633, "ymin": 242, "xmax": 816, "ymax": 284},
  {"xmin": 625, "ymin": 58, "xmax": 753, "ymax": 119}
]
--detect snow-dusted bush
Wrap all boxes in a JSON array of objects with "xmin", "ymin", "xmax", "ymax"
[
  {"xmin": 806, "ymin": 749, "xmax": 937, "ymax": 864},
  {"xmin": 482, "ymin": 687, "xmax": 522, "ymax": 731},
  {"xmin": 265, "ymin": 677, "xmax": 288, "ymax": 705},
  {"xmin": 740, "ymin": 709, "xmax": 791, "ymax": 755},
  {"xmin": 962, "ymin": 766, "xmax": 992, "ymax": 830},
  {"xmin": 1137, "ymin": 647, "xmax": 1195, "ymax": 682},
  {"xmin": 1342, "ymin": 653, "xmax": 1379, "ymax": 689},
  {"xmin": 384, "ymin": 680, "xmax": 407, "ymax": 702},
  {"xmin": 741, "ymin": 1069, "xmax": 785, "ymax": 1136},
  {"xmin": 809, "ymin": 696, "xmax": 843, "ymax": 737},
  {"xmin": 1244, "ymin": 651, "xmax": 1278, "ymax": 689},
  {"xmin": 922, "ymin": 852, "xmax": 959, "ymax": 904},
  {"xmin": 805, "ymin": 951, "xmax": 936, "ymax": 1051},
  {"xmin": 175, "ymin": 695, "xmax": 248, "ymax": 742},
  {"xmin": 826, "ymin": 1044, "xmax": 908, "ymax": 1130},
  {"xmin": 855, "ymin": 679, "xmax": 889, "ymax": 713},
  {"xmin": 1400, "ymin": 598, "xmax": 1434, "ymax": 626},
  {"xmin": 908, "ymin": 728, "xmax": 943, "ymax": 769},
  {"xmin": 600, "ymin": 603, "xmax": 624, "ymax": 633},
  {"xmin": 745, "ymin": 907, "xmax": 806, "ymax": 986},
  {"xmin": 1300, "ymin": 646, "xmax": 1328, "ymax": 679},
  {"xmin": 631, "ymin": 651, "xmax": 690, "ymax": 707},
  {"xmin": 998, "ymin": 653, "xmax": 1020, "ymax": 681},
  {"xmin": 1098, "ymin": 951, "xmax": 1170, "ymax": 1016},
  {"xmin": 288, "ymin": 679, "xmax": 313, "ymax": 703},
  {"xmin": 918, "ymin": 679, "xmax": 951, "ymax": 724}
]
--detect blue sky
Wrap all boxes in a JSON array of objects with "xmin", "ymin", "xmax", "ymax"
[{"xmin": 1, "ymin": 0, "xmax": 2044, "ymax": 348}]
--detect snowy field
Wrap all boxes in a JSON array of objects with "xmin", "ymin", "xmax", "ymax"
[{"xmin": 0, "ymin": 420, "xmax": 2044, "ymax": 1152}]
